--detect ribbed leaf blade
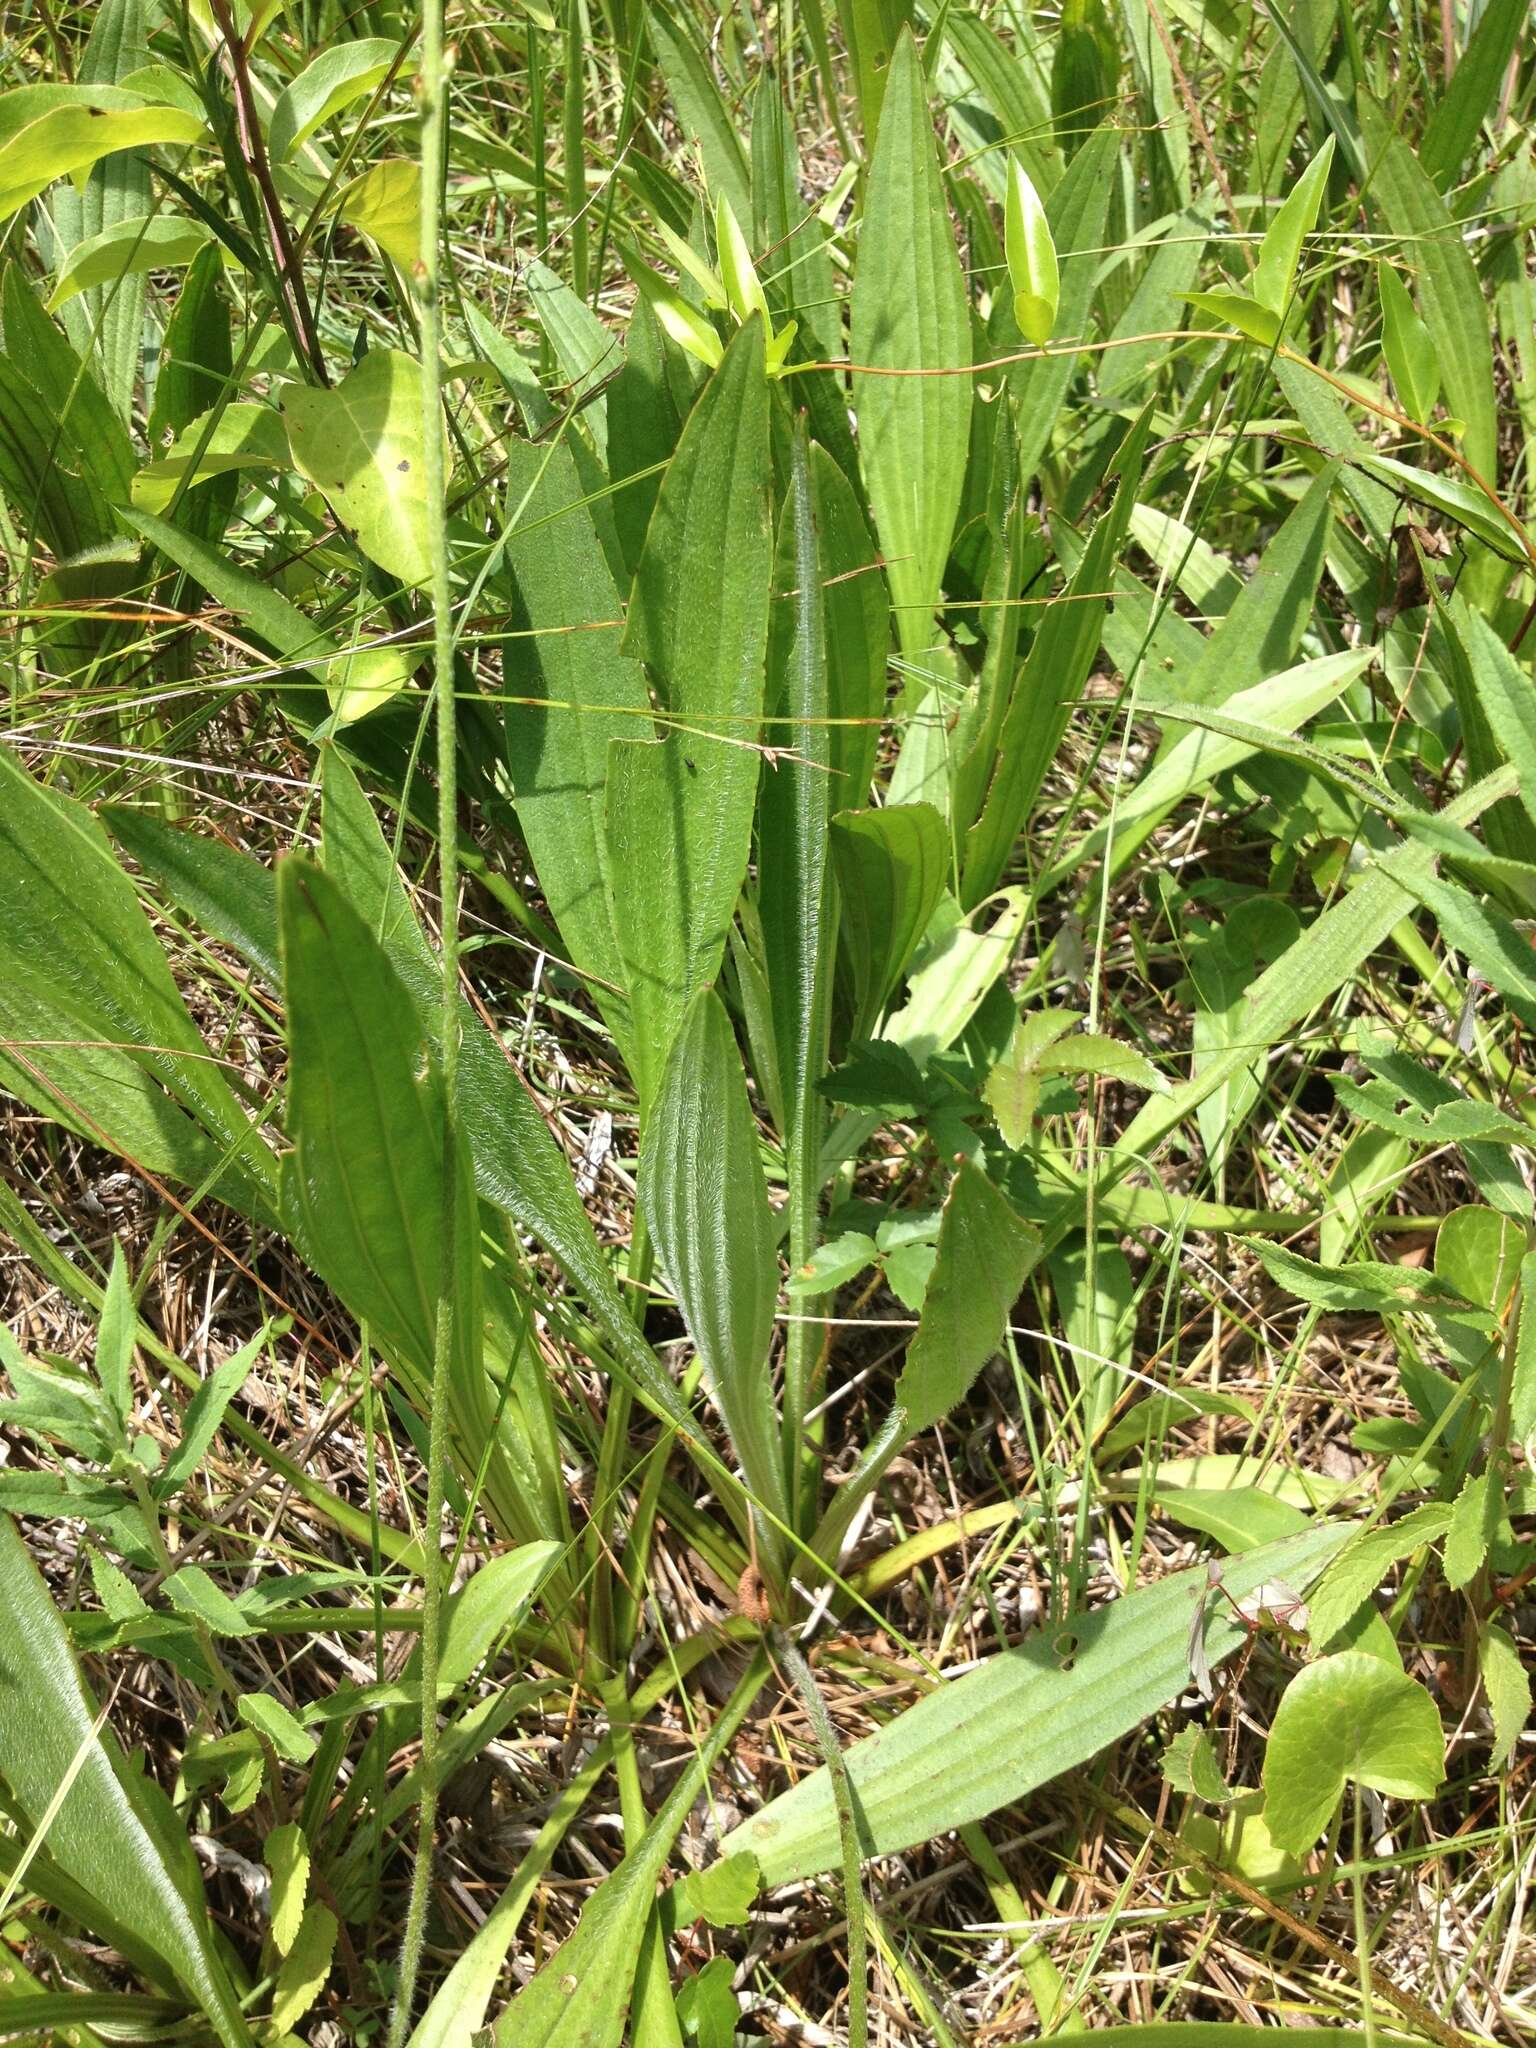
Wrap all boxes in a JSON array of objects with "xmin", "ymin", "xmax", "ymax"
[
  {"xmin": 851, "ymin": 28, "xmax": 971, "ymax": 665},
  {"xmin": 639, "ymin": 990, "xmax": 789, "ymax": 1535},
  {"xmin": 724, "ymin": 1522, "xmax": 1350, "ymax": 1885},
  {"xmin": 0, "ymin": 1515, "xmax": 254, "ymax": 2045},
  {"xmin": 612, "ymin": 319, "xmax": 773, "ymax": 1105},
  {"xmin": 0, "ymin": 742, "xmax": 278, "ymax": 1220}
]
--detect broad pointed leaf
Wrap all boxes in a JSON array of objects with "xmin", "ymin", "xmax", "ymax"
[{"xmin": 851, "ymin": 29, "xmax": 971, "ymax": 663}]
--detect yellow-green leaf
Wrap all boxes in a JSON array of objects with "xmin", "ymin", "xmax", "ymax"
[
  {"xmin": 47, "ymin": 213, "xmax": 213, "ymax": 312},
  {"xmin": 1177, "ymin": 288, "xmax": 1282, "ymax": 348},
  {"xmin": 622, "ymin": 244, "xmax": 724, "ymax": 370},
  {"xmin": 264, "ymin": 1822, "xmax": 308, "ymax": 1957},
  {"xmin": 281, "ymin": 348, "xmax": 437, "ymax": 586},
  {"xmin": 335, "ymin": 157, "xmax": 420, "ymax": 272},
  {"xmin": 0, "ymin": 88, "xmax": 206, "ymax": 222},
  {"xmin": 1253, "ymin": 134, "xmax": 1334, "ymax": 318},
  {"xmin": 1004, "ymin": 154, "xmax": 1059, "ymax": 344},
  {"xmin": 714, "ymin": 193, "xmax": 768, "ymax": 327},
  {"xmin": 1263, "ymin": 1652, "xmax": 1444, "ymax": 1853},
  {"xmin": 269, "ymin": 1902, "xmax": 336, "ymax": 2034}
]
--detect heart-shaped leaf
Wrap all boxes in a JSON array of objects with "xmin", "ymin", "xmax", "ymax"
[
  {"xmin": 1262, "ymin": 1651, "xmax": 1443, "ymax": 1853},
  {"xmin": 335, "ymin": 158, "xmax": 420, "ymax": 272},
  {"xmin": 282, "ymin": 347, "xmax": 437, "ymax": 586}
]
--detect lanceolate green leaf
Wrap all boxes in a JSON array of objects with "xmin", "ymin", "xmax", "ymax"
[
  {"xmin": 835, "ymin": 0, "xmax": 907, "ymax": 142},
  {"xmin": 114, "ymin": 757, "xmax": 702, "ymax": 1463},
  {"xmin": 813, "ymin": 1162, "xmax": 1038, "ymax": 1560},
  {"xmin": 962, "ymin": 410, "xmax": 1147, "ymax": 907},
  {"xmin": 1051, "ymin": 0, "xmax": 1117, "ymax": 153},
  {"xmin": 144, "ymin": 237, "xmax": 234, "ymax": 541},
  {"xmin": 1, "ymin": 263, "xmax": 134, "ymax": 505},
  {"xmin": 815, "ymin": 444, "xmax": 889, "ymax": 809},
  {"xmin": 724, "ymin": 1522, "xmax": 1350, "ymax": 1885},
  {"xmin": 882, "ymin": 886, "xmax": 1030, "ymax": 1063},
  {"xmin": 1358, "ymin": 99, "xmax": 1496, "ymax": 484},
  {"xmin": 895, "ymin": 1164, "xmax": 1039, "ymax": 1432},
  {"xmin": 831, "ymin": 803, "xmax": 949, "ymax": 1040},
  {"xmin": 1005, "ymin": 123, "xmax": 1118, "ymax": 485},
  {"xmin": 103, "ymin": 808, "xmax": 283, "ymax": 983},
  {"xmin": 758, "ymin": 425, "xmax": 835, "ymax": 1498},
  {"xmin": 0, "ymin": 743, "xmax": 278, "ymax": 1220},
  {"xmin": 1253, "ymin": 135, "xmax": 1333, "ymax": 318},
  {"xmin": 525, "ymin": 260, "xmax": 621, "ymax": 459},
  {"xmin": 1455, "ymin": 601, "xmax": 1536, "ymax": 833},
  {"xmin": 643, "ymin": 6, "xmax": 751, "ymax": 226},
  {"xmin": 951, "ymin": 450, "xmax": 1033, "ymax": 838},
  {"xmin": 639, "ymin": 991, "xmax": 789, "ymax": 1543},
  {"xmin": 605, "ymin": 296, "xmax": 685, "ymax": 576},
  {"xmin": 1418, "ymin": 0, "xmax": 1526, "ymax": 189},
  {"xmin": 851, "ymin": 28, "xmax": 971, "ymax": 665},
  {"xmin": 278, "ymin": 858, "xmax": 458, "ymax": 1394},
  {"xmin": 502, "ymin": 436, "xmax": 650, "ymax": 1049},
  {"xmin": 942, "ymin": 8, "xmax": 1060, "ymax": 197},
  {"xmin": 0, "ymin": 358, "xmax": 116, "ymax": 559},
  {"xmin": 0, "ymin": 1515, "xmax": 255, "ymax": 2046},
  {"xmin": 1378, "ymin": 265, "xmax": 1438, "ymax": 422},
  {"xmin": 1479, "ymin": 1622, "xmax": 1531, "ymax": 1768},
  {"xmin": 611, "ymin": 320, "xmax": 773, "ymax": 1105}
]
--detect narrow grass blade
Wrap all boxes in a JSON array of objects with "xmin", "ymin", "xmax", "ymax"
[
  {"xmin": 1108, "ymin": 767, "xmax": 1518, "ymax": 1172},
  {"xmin": 1358, "ymin": 100, "xmax": 1496, "ymax": 484}
]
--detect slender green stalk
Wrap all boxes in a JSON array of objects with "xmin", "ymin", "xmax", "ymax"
[
  {"xmin": 601, "ymin": 1675, "xmax": 685, "ymax": 2048},
  {"xmin": 386, "ymin": 6, "xmax": 462, "ymax": 2039},
  {"xmin": 776, "ymin": 1632, "xmax": 868, "ymax": 2048},
  {"xmin": 562, "ymin": 0, "xmax": 588, "ymax": 297},
  {"xmin": 1353, "ymin": 1790, "xmax": 1377, "ymax": 2048}
]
